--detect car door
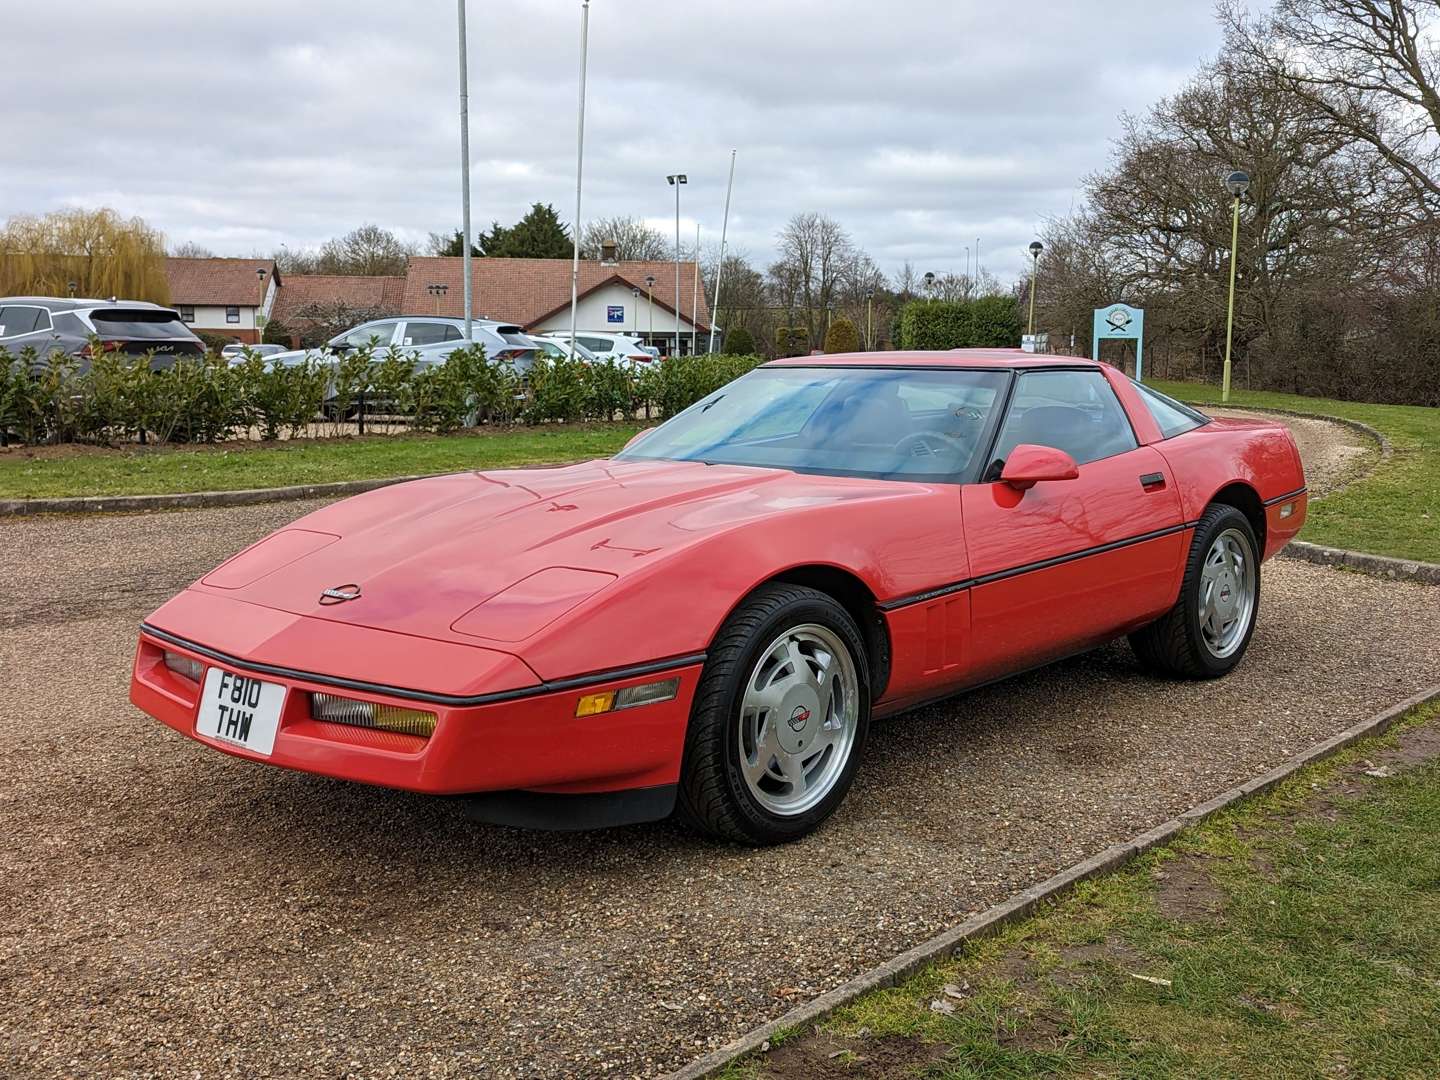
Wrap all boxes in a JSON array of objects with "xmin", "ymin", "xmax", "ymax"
[{"xmin": 960, "ymin": 367, "xmax": 1185, "ymax": 683}]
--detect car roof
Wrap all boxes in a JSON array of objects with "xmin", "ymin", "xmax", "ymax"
[
  {"xmin": 0, "ymin": 296, "xmax": 173, "ymax": 312},
  {"xmin": 765, "ymin": 348, "xmax": 1102, "ymax": 370}
]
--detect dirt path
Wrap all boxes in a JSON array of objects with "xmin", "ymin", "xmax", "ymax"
[
  {"xmin": 3, "ymin": 482, "xmax": 1439, "ymax": 1078},
  {"xmin": 1206, "ymin": 408, "xmax": 1377, "ymax": 498}
]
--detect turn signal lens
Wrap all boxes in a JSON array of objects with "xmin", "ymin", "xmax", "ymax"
[
  {"xmin": 1280, "ymin": 502, "xmax": 1295, "ymax": 518},
  {"xmin": 310, "ymin": 693, "xmax": 437, "ymax": 738},
  {"xmin": 162, "ymin": 650, "xmax": 204, "ymax": 684},
  {"xmin": 575, "ymin": 677, "xmax": 680, "ymax": 717}
]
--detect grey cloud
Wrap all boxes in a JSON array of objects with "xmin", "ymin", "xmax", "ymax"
[{"xmin": 1, "ymin": 0, "xmax": 1222, "ymax": 283}]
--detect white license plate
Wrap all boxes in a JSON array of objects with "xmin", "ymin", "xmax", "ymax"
[{"xmin": 196, "ymin": 668, "xmax": 285, "ymax": 756}]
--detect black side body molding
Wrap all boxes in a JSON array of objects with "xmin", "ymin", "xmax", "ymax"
[{"xmin": 878, "ymin": 520, "xmax": 1200, "ymax": 612}]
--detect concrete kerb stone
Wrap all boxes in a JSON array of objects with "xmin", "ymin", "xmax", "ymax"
[{"xmin": 663, "ymin": 681, "xmax": 1440, "ymax": 1080}]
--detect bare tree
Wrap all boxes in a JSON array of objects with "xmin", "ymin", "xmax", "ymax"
[
  {"xmin": 170, "ymin": 241, "xmax": 216, "ymax": 259},
  {"xmin": 580, "ymin": 216, "xmax": 670, "ymax": 261},
  {"xmin": 767, "ymin": 212, "xmax": 858, "ymax": 344},
  {"xmin": 1225, "ymin": 0, "xmax": 1440, "ymax": 226}
]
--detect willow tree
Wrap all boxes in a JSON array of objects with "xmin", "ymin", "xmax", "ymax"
[{"xmin": 0, "ymin": 208, "xmax": 169, "ymax": 302}]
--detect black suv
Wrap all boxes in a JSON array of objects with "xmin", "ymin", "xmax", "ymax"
[{"xmin": 0, "ymin": 297, "xmax": 205, "ymax": 372}]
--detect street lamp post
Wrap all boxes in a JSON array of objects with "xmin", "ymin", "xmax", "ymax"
[
  {"xmin": 864, "ymin": 286, "xmax": 875, "ymax": 350},
  {"xmin": 644, "ymin": 274, "xmax": 656, "ymax": 346},
  {"xmin": 666, "ymin": 173, "xmax": 687, "ymax": 357},
  {"xmin": 255, "ymin": 267, "xmax": 267, "ymax": 343},
  {"xmin": 428, "ymin": 282, "xmax": 449, "ymax": 315},
  {"xmin": 456, "ymin": 0, "xmax": 473, "ymax": 341},
  {"xmin": 692, "ymin": 222, "xmax": 700, "ymax": 356},
  {"xmin": 1027, "ymin": 241, "xmax": 1043, "ymax": 337},
  {"xmin": 631, "ymin": 286, "xmax": 641, "ymax": 337},
  {"xmin": 1222, "ymin": 170, "xmax": 1250, "ymax": 403}
]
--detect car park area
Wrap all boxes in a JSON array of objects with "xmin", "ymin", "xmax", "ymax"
[{"xmin": 2, "ymin": 414, "xmax": 1436, "ymax": 1078}]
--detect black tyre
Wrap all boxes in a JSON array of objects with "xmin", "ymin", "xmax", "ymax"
[
  {"xmin": 676, "ymin": 583, "xmax": 870, "ymax": 845},
  {"xmin": 1129, "ymin": 503, "xmax": 1261, "ymax": 679}
]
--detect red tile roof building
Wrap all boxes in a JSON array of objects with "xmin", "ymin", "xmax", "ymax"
[{"xmin": 164, "ymin": 257, "xmax": 280, "ymax": 344}]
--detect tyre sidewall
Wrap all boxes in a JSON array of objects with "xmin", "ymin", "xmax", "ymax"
[
  {"xmin": 1183, "ymin": 506, "xmax": 1261, "ymax": 676},
  {"xmin": 713, "ymin": 592, "xmax": 870, "ymax": 843}
]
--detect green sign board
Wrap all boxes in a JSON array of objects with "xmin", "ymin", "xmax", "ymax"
[{"xmin": 1091, "ymin": 303, "xmax": 1145, "ymax": 381}]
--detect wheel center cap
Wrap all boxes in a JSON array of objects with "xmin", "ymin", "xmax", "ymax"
[{"xmin": 776, "ymin": 687, "xmax": 821, "ymax": 754}]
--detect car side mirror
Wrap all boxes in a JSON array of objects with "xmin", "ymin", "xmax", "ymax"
[
  {"xmin": 1000, "ymin": 444, "xmax": 1080, "ymax": 491},
  {"xmin": 623, "ymin": 427, "xmax": 655, "ymax": 451}
]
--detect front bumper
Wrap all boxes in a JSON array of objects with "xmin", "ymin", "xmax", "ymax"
[{"xmin": 130, "ymin": 629, "xmax": 702, "ymax": 797}]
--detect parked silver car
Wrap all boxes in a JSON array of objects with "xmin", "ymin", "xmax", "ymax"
[{"xmin": 0, "ymin": 296, "xmax": 204, "ymax": 372}]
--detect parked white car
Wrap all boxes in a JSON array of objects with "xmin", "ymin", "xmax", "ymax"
[
  {"xmin": 539, "ymin": 331, "xmax": 656, "ymax": 368},
  {"xmin": 221, "ymin": 343, "xmax": 288, "ymax": 361}
]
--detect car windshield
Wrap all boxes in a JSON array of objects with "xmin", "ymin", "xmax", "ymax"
[{"xmin": 616, "ymin": 365, "xmax": 1010, "ymax": 481}]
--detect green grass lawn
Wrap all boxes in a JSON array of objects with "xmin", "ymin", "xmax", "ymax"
[
  {"xmin": 0, "ymin": 422, "xmax": 641, "ymax": 499},
  {"xmin": 1150, "ymin": 380, "xmax": 1439, "ymax": 565},
  {"xmin": 724, "ymin": 702, "xmax": 1440, "ymax": 1079}
]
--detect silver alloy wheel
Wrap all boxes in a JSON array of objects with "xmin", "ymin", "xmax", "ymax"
[
  {"xmin": 737, "ymin": 623, "xmax": 860, "ymax": 817},
  {"xmin": 1198, "ymin": 527, "xmax": 1256, "ymax": 659}
]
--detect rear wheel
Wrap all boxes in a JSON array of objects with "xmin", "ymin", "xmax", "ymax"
[
  {"xmin": 677, "ymin": 584, "xmax": 870, "ymax": 845},
  {"xmin": 1130, "ymin": 504, "xmax": 1260, "ymax": 678}
]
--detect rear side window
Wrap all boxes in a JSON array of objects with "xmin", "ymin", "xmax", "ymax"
[
  {"xmin": 402, "ymin": 321, "xmax": 462, "ymax": 345},
  {"xmin": 88, "ymin": 308, "xmax": 193, "ymax": 339},
  {"xmin": 577, "ymin": 336, "xmax": 612, "ymax": 352},
  {"xmin": 1132, "ymin": 381, "xmax": 1208, "ymax": 439},
  {"xmin": 991, "ymin": 369, "xmax": 1138, "ymax": 469}
]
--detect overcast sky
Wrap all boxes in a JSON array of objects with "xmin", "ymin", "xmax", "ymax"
[{"xmin": 1, "ymin": 1, "xmax": 1225, "ymax": 284}]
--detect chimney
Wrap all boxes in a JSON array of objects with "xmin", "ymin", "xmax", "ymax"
[{"xmin": 599, "ymin": 241, "xmax": 618, "ymax": 265}]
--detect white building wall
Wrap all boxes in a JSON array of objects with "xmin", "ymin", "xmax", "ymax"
[
  {"xmin": 188, "ymin": 303, "xmax": 257, "ymax": 331},
  {"xmin": 530, "ymin": 282, "xmax": 700, "ymax": 343}
]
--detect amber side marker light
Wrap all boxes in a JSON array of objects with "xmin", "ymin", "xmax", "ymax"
[
  {"xmin": 310, "ymin": 693, "xmax": 437, "ymax": 738},
  {"xmin": 575, "ymin": 677, "xmax": 680, "ymax": 717}
]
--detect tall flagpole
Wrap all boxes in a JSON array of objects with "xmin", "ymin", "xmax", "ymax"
[
  {"xmin": 457, "ymin": 0, "xmax": 473, "ymax": 340},
  {"xmin": 568, "ymin": 0, "xmax": 591, "ymax": 353},
  {"xmin": 707, "ymin": 148, "xmax": 736, "ymax": 354}
]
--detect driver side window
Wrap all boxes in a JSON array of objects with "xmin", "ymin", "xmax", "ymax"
[{"xmin": 990, "ymin": 369, "xmax": 1137, "ymax": 473}]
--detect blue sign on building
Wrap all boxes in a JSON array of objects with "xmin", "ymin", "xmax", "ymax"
[{"xmin": 607, "ymin": 305, "xmax": 624, "ymax": 324}]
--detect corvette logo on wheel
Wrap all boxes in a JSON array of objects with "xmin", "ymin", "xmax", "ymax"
[
  {"xmin": 787, "ymin": 705, "xmax": 811, "ymax": 731},
  {"xmin": 318, "ymin": 584, "xmax": 362, "ymax": 605}
]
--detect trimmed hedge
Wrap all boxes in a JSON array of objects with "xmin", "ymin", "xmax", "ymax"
[
  {"xmin": 897, "ymin": 295, "xmax": 1022, "ymax": 350},
  {"xmin": 0, "ymin": 342, "xmax": 765, "ymax": 447}
]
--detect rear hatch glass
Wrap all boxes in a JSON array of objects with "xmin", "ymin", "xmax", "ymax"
[{"xmin": 89, "ymin": 308, "xmax": 203, "ymax": 354}]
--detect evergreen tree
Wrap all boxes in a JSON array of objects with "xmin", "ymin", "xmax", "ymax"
[{"xmin": 478, "ymin": 203, "xmax": 572, "ymax": 258}]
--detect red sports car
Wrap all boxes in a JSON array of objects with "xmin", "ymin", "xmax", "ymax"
[{"xmin": 131, "ymin": 350, "xmax": 1307, "ymax": 844}]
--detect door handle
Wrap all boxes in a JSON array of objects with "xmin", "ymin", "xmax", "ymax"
[{"xmin": 1139, "ymin": 472, "xmax": 1166, "ymax": 490}]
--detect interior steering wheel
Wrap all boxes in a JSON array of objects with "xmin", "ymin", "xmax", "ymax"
[{"xmin": 893, "ymin": 430, "xmax": 967, "ymax": 459}]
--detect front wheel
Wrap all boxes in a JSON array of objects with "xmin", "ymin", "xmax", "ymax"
[
  {"xmin": 1129, "ymin": 503, "xmax": 1260, "ymax": 679},
  {"xmin": 677, "ymin": 584, "xmax": 870, "ymax": 845}
]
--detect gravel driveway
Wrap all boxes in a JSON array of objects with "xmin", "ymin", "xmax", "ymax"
[{"xmin": 2, "ymin": 415, "xmax": 1431, "ymax": 1080}]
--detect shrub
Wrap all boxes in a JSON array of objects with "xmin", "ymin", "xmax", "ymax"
[
  {"xmin": 195, "ymin": 330, "xmax": 238, "ymax": 351},
  {"xmin": 721, "ymin": 326, "xmax": 755, "ymax": 355},
  {"xmin": 823, "ymin": 317, "xmax": 860, "ymax": 354},
  {"xmin": 897, "ymin": 297, "xmax": 1022, "ymax": 350}
]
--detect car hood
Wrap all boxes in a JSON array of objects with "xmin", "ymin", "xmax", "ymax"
[{"xmin": 190, "ymin": 458, "xmax": 912, "ymax": 647}]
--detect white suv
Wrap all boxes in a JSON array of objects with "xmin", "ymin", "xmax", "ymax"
[{"xmin": 540, "ymin": 331, "xmax": 656, "ymax": 368}]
